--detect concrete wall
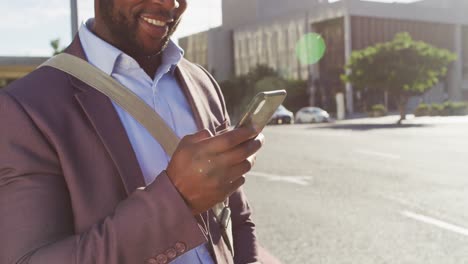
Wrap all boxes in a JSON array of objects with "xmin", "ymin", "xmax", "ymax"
[
  {"xmin": 222, "ymin": 0, "xmax": 259, "ymax": 28},
  {"xmin": 413, "ymin": 0, "xmax": 468, "ymax": 9},
  {"xmin": 255, "ymin": 0, "xmax": 321, "ymax": 21},
  {"xmin": 178, "ymin": 32, "xmax": 209, "ymax": 69},
  {"xmin": 207, "ymin": 27, "xmax": 234, "ymax": 81},
  {"xmin": 346, "ymin": 0, "xmax": 468, "ymax": 25}
]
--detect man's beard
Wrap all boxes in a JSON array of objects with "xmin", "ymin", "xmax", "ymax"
[{"xmin": 99, "ymin": 1, "xmax": 181, "ymax": 57}]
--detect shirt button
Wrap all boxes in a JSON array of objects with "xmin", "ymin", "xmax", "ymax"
[
  {"xmin": 166, "ymin": 248, "xmax": 177, "ymax": 259},
  {"xmin": 156, "ymin": 254, "xmax": 168, "ymax": 264},
  {"xmin": 174, "ymin": 242, "xmax": 187, "ymax": 253}
]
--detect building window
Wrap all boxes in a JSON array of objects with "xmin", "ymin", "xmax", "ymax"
[
  {"xmin": 462, "ymin": 26, "xmax": 468, "ymax": 86},
  {"xmin": 233, "ymin": 17, "xmax": 309, "ymax": 80}
]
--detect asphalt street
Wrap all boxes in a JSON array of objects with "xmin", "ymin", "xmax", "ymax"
[{"xmin": 244, "ymin": 115, "xmax": 468, "ymax": 264}]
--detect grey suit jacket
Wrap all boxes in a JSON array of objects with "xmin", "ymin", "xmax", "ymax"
[{"xmin": 0, "ymin": 37, "xmax": 261, "ymax": 264}]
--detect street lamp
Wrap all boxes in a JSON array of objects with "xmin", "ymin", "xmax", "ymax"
[{"xmin": 70, "ymin": 0, "xmax": 79, "ymax": 38}]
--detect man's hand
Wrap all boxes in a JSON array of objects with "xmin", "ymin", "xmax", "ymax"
[{"xmin": 167, "ymin": 127, "xmax": 264, "ymax": 215}]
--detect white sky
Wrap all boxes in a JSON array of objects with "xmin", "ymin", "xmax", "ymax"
[
  {"xmin": 0, "ymin": 0, "xmax": 418, "ymax": 57},
  {"xmin": 0, "ymin": 0, "xmax": 222, "ymax": 56}
]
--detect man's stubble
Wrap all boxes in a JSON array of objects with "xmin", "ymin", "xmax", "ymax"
[{"xmin": 99, "ymin": 0, "xmax": 181, "ymax": 57}]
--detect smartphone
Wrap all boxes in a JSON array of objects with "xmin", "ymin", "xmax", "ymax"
[{"xmin": 236, "ymin": 90, "xmax": 287, "ymax": 131}]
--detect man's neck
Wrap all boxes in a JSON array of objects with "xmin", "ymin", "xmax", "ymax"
[
  {"xmin": 91, "ymin": 21, "xmax": 163, "ymax": 78},
  {"xmin": 134, "ymin": 55, "xmax": 163, "ymax": 78}
]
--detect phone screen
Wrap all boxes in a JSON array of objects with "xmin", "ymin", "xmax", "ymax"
[{"xmin": 236, "ymin": 90, "xmax": 287, "ymax": 131}]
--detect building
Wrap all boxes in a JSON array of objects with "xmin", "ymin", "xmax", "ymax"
[
  {"xmin": 0, "ymin": 57, "xmax": 48, "ymax": 88},
  {"xmin": 179, "ymin": 0, "xmax": 468, "ymax": 114}
]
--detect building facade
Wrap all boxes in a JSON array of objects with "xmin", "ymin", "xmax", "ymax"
[
  {"xmin": 0, "ymin": 57, "xmax": 48, "ymax": 88},
  {"xmin": 179, "ymin": 0, "xmax": 468, "ymax": 113}
]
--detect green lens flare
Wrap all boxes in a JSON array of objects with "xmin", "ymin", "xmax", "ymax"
[{"xmin": 295, "ymin": 33, "xmax": 326, "ymax": 65}]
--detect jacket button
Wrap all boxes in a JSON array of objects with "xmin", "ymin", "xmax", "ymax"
[
  {"xmin": 166, "ymin": 248, "xmax": 177, "ymax": 259},
  {"xmin": 156, "ymin": 254, "xmax": 168, "ymax": 264},
  {"xmin": 174, "ymin": 242, "xmax": 187, "ymax": 253},
  {"xmin": 146, "ymin": 258, "xmax": 157, "ymax": 264}
]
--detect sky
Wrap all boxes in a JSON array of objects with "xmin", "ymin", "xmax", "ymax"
[
  {"xmin": 0, "ymin": 0, "xmax": 222, "ymax": 56},
  {"xmin": 0, "ymin": 0, "xmax": 418, "ymax": 57}
]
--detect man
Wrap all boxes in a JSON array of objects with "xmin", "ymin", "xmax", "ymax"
[{"xmin": 0, "ymin": 0, "xmax": 274, "ymax": 263}]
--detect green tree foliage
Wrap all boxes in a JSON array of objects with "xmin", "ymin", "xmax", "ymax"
[
  {"xmin": 220, "ymin": 75, "xmax": 250, "ymax": 120},
  {"xmin": 255, "ymin": 76, "xmax": 287, "ymax": 94},
  {"xmin": 414, "ymin": 101, "xmax": 468, "ymax": 117},
  {"xmin": 342, "ymin": 32, "xmax": 456, "ymax": 123},
  {"xmin": 219, "ymin": 65, "xmax": 308, "ymax": 122},
  {"xmin": 50, "ymin": 39, "xmax": 64, "ymax": 55}
]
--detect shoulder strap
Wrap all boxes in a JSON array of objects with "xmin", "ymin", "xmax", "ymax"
[
  {"xmin": 39, "ymin": 53, "xmax": 180, "ymax": 156},
  {"xmin": 39, "ymin": 53, "xmax": 234, "ymax": 256}
]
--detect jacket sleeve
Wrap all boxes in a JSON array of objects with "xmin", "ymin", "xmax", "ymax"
[
  {"xmin": 229, "ymin": 188, "xmax": 260, "ymax": 264},
  {"xmin": 0, "ymin": 91, "xmax": 207, "ymax": 264}
]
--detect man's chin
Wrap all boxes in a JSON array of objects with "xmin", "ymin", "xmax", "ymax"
[
  {"xmin": 139, "ymin": 46, "xmax": 163, "ymax": 57},
  {"xmin": 142, "ymin": 39, "xmax": 171, "ymax": 56},
  {"xmin": 123, "ymin": 41, "xmax": 161, "ymax": 58},
  {"xmin": 124, "ymin": 29, "xmax": 173, "ymax": 58}
]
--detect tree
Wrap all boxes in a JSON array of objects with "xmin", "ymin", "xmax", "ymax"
[
  {"xmin": 219, "ymin": 65, "xmax": 308, "ymax": 121},
  {"xmin": 342, "ymin": 32, "xmax": 456, "ymax": 124},
  {"xmin": 219, "ymin": 65, "xmax": 282, "ymax": 121},
  {"xmin": 50, "ymin": 39, "xmax": 64, "ymax": 55},
  {"xmin": 255, "ymin": 76, "xmax": 308, "ymax": 113},
  {"xmin": 219, "ymin": 75, "xmax": 249, "ymax": 120},
  {"xmin": 255, "ymin": 76, "xmax": 287, "ymax": 94}
]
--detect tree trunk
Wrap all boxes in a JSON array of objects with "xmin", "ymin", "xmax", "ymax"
[
  {"xmin": 397, "ymin": 95, "xmax": 408, "ymax": 125},
  {"xmin": 384, "ymin": 90, "xmax": 389, "ymax": 111}
]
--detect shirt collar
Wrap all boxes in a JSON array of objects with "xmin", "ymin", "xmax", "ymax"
[
  {"xmin": 78, "ymin": 19, "xmax": 122, "ymax": 75},
  {"xmin": 78, "ymin": 18, "xmax": 184, "ymax": 76},
  {"xmin": 162, "ymin": 40, "xmax": 184, "ymax": 74}
]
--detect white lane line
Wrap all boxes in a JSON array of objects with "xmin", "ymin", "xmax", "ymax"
[
  {"xmin": 354, "ymin": 149, "xmax": 401, "ymax": 160},
  {"xmin": 248, "ymin": 171, "xmax": 312, "ymax": 186},
  {"xmin": 402, "ymin": 210, "xmax": 468, "ymax": 237}
]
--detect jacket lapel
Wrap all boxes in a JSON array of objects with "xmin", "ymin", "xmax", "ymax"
[
  {"xmin": 62, "ymin": 36, "xmax": 216, "ymax": 194},
  {"xmin": 176, "ymin": 60, "xmax": 214, "ymax": 132},
  {"xmin": 176, "ymin": 60, "xmax": 233, "ymax": 263},
  {"xmin": 64, "ymin": 36, "xmax": 145, "ymax": 194}
]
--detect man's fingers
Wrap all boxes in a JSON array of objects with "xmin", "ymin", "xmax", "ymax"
[
  {"xmin": 225, "ymin": 176, "xmax": 246, "ymax": 195},
  {"xmin": 213, "ymin": 133, "xmax": 264, "ymax": 167},
  {"xmin": 185, "ymin": 129, "xmax": 213, "ymax": 143},
  {"xmin": 247, "ymin": 154, "xmax": 257, "ymax": 168},
  {"xmin": 223, "ymin": 160, "xmax": 253, "ymax": 183},
  {"xmin": 202, "ymin": 126, "xmax": 258, "ymax": 154}
]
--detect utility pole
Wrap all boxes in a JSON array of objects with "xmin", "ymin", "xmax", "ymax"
[
  {"xmin": 70, "ymin": 0, "xmax": 79, "ymax": 38},
  {"xmin": 344, "ymin": 13, "xmax": 354, "ymax": 115}
]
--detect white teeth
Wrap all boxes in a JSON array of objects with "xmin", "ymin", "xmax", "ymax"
[{"xmin": 142, "ymin": 17, "xmax": 166, "ymax": 27}]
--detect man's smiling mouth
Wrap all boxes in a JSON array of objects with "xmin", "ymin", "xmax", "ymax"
[{"xmin": 141, "ymin": 16, "xmax": 173, "ymax": 27}]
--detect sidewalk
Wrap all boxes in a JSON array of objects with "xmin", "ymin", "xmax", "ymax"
[{"xmin": 336, "ymin": 114, "xmax": 468, "ymax": 125}]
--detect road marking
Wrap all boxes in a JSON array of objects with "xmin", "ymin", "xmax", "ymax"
[
  {"xmin": 354, "ymin": 149, "xmax": 401, "ymax": 160},
  {"xmin": 402, "ymin": 210, "xmax": 468, "ymax": 237},
  {"xmin": 248, "ymin": 171, "xmax": 312, "ymax": 186}
]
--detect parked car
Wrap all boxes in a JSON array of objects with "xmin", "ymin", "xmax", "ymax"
[
  {"xmin": 269, "ymin": 105, "xmax": 294, "ymax": 124},
  {"xmin": 295, "ymin": 107, "xmax": 330, "ymax": 123}
]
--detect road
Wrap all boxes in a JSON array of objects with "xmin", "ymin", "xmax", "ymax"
[{"xmin": 244, "ymin": 115, "xmax": 468, "ymax": 264}]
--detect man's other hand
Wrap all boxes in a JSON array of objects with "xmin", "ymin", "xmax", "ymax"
[{"xmin": 167, "ymin": 127, "xmax": 264, "ymax": 215}]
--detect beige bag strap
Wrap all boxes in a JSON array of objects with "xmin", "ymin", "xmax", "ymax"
[
  {"xmin": 39, "ymin": 53, "xmax": 234, "ymax": 255},
  {"xmin": 40, "ymin": 53, "xmax": 179, "ymax": 156}
]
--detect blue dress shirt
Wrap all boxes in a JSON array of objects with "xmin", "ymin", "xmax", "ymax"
[{"xmin": 78, "ymin": 19, "xmax": 214, "ymax": 264}]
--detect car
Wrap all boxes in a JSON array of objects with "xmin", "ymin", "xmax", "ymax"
[
  {"xmin": 269, "ymin": 105, "xmax": 294, "ymax": 124},
  {"xmin": 295, "ymin": 107, "xmax": 330, "ymax": 123}
]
